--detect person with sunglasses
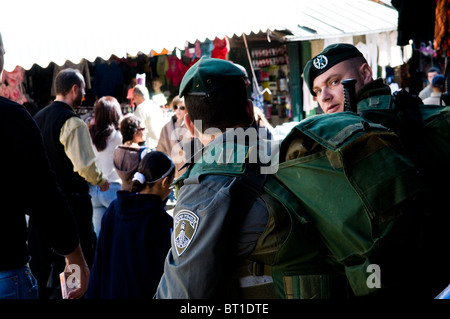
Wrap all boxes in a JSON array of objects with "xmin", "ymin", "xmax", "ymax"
[
  {"xmin": 156, "ymin": 95, "xmax": 190, "ymax": 179},
  {"xmin": 85, "ymin": 151, "xmax": 175, "ymax": 299}
]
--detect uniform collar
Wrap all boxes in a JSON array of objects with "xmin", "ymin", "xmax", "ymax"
[{"xmin": 356, "ymin": 78, "xmax": 391, "ymax": 102}]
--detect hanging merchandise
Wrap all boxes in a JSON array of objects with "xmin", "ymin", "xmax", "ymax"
[
  {"xmin": 166, "ymin": 56, "xmax": 188, "ymax": 87},
  {"xmin": 242, "ymin": 33, "xmax": 272, "ymax": 98},
  {"xmin": 200, "ymin": 39, "xmax": 213, "ymax": 58},
  {"xmin": 151, "ymin": 48, "xmax": 169, "ymax": 56},
  {"xmin": 136, "ymin": 73, "xmax": 146, "ymax": 86},
  {"xmin": 194, "ymin": 41, "xmax": 202, "ymax": 59},
  {"xmin": 156, "ymin": 55, "xmax": 169, "ymax": 87},
  {"xmin": 211, "ymin": 37, "xmax": 230, "ymax": 60},
  {"xmin": 0, "ymin": 65, "xmax": 27, "ymax": 104},
  {"xmin": 93, "ymin": 60, "xmax": 124, "ymax": 99},
  {"xmin": 184, "ymin": 42, "xmax": 194, "ymax": 58},
  {"xmin": 250, "ymin": 46, "xmax": 287, "ymax": 68},
  {"xmin": 187, "ymin": 57, "xmax": 200, "ymax": 70},
  {"xmin": 241, "ymin": 33, "xmax": 294, "ymax": 123}
]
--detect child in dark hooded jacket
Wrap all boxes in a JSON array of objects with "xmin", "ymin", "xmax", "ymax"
[{"xmin": 86, "ymin": 151, "xmax": 174, "ymax": 298}]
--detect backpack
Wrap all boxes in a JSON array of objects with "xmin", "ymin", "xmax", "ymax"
[
  {"xmin": 172, "ymin": 130, "xmax": 334, "ymax": 299},
  {"xmin": 265, "ymin": 112, "xmax": 429, "ymax": 298},
  {"xmin": 174, "ymin": 115, "xmax": 429, "ymax": 299},
  {"xmin": 359, "ymin": 88, "xmax": 450, "ymax": 186},
  {"xmin": 357, "ymin": 89, "xmax": 450, "ymax": 295}
]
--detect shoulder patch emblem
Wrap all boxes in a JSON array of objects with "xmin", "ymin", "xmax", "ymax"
[{"xmin": 174, "ymin": 210, "xmax": 199, "ymax": 256}]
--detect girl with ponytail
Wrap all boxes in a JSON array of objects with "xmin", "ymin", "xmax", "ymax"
[{"xmin": 86, "ymin": 151, "xmax": 175, "ymax": 299}]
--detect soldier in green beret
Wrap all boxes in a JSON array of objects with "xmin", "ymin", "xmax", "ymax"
[
  {"xmin": 303, "ymin": 43, "xmax": 374, "ymax": 114},
  {"xmin": 301, "ymin": 43, "xmax": 450, "ymax": 298}
]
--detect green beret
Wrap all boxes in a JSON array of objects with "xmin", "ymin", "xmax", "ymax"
[
  {"xmin": 303, "ymin": 43, "xmax": 363, "ymax": 96},
  {"xmin": 179, "ymin": 57, "xmax": 245, "ymax": 98}
]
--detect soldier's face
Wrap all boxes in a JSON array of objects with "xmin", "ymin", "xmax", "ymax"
[{"xmin": 312, "ymin": 59, "xmax": 371, "ymax": 114}]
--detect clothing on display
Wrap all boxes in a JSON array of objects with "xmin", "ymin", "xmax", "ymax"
[
  {"xmin": 93, "ymin": 61, "xmax": 124, "ymax": 98},
  {"xmin": 0, "ymin": 65, "xmax": 27, "ymax": 104},
  {"xmin": 156, "ymin": 55, "xmax": 169, "ymax": 87},
  {"xmin": 211, "ymin": 37, "xmax": 230, "ymax": 60},
  {"xmin": 166, "ymin": 56, "xmax": 188, "ymax": 87}
]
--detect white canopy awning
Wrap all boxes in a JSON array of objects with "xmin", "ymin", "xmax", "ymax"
[{"xmin": 1, "ymin": 0, "xmax": 397, "ymax": 72}]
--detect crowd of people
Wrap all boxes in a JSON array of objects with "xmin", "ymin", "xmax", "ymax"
[
  {"xmin": 0, "ymin": 28, "xmax": 192, "ymax": 299},
  {"xmin": 2, "ymin": 28, "xmax": 450, "ymax": 302}
]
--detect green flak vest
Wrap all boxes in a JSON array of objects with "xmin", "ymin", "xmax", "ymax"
[{"xmin": 173, "ymin": 136, "xmax": 338, "ymax": 299}]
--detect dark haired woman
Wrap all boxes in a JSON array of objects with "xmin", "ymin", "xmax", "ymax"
[
  {"xmin": 85, "ymin": 151, "xmax": 174, "ymax": 299},
  {"xmin": 113, "ymin": 114, "xmax": 150, "ymax": 191},
  {"xmin": 88, "ymin": 96, "xmax": 123, "ymax": 238}
]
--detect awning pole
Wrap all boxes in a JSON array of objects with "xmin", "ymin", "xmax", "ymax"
[{"xmin": 242, "ymin": 33, "xmax": 271, "ymax": 97}]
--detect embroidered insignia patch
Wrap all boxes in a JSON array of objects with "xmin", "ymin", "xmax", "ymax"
[
  {"xmin": 313, "ymin": 54, "xmax": 328, "ymax": 69},
  {"xmin": 174, "ymin": 210, "xmax": 199, "ymax": 256}
]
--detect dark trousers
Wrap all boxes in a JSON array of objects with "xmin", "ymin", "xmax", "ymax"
[{"xmin": 28, "ymin": 193, "xmax": 96, "ymax": 299}]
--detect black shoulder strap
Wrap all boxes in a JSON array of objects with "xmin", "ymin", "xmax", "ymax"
[
  {"xmin": 214, "ymin": 160, "xmax": 268, "ymax": 298},
  {"xmin": 228, "ymin": 160, "xmax": 267, "ymax": 228}
]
